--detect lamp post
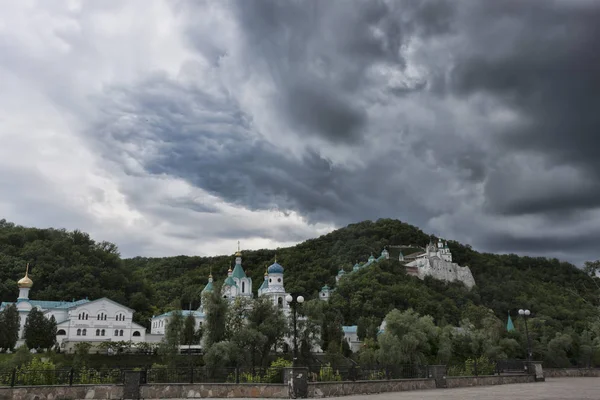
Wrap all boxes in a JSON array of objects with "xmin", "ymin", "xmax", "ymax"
[
  {"xmin": 285, "ymin": 294, "xmax": 304, "ymax": 367},
  {"xmin": 518, "ymin": 309, "xmax": 532, "ymax": 363}
]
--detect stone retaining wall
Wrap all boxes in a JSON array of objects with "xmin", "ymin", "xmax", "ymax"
[
  {"xmin": 0, "ymin": 375, "xmax": 541, "ymax": 399},
  {"xmin": 140, "ymin": 383, "xmax": 289, "ymax": 398},
  {"xmin": 544, "ymin": 368, "xmax": 600, "ymax": 378},
  {"xmin": 0, "ymin": 384, "xmax": 122, "ymax": 400},
  {"xmin": 446, "ymin": 374, "xmax": 535, "ymax": 388},
  {"xmin": 0, "ymin": 383, "xmax": 289, "ymax": 400},
  {"xmin": 308, "ymin": 378, "xmax": 436, "ymax": 398}
]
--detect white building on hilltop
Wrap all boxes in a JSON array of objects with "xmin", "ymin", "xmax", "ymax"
[
  {"xmin": 0, "ymin": 265, "xmax": 147, "ymax": 351},
  {"xmin": 405, "ymin": 238, "xmax": 475, "ymax": 289}
]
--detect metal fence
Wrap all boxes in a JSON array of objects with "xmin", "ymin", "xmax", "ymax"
[
  {"xmin": 0, "ymin": 368, "xmax": 123, "ymax": 387},
  {"xmin": 0, "ymin": 364, "xmax": 435, "ymax": 387},
  {"xmin": 0, "ymin": 366, "xmax": 286, "ymax": 387},
  {"xmin": 306, "ymin": 364, "xmax": 429, "ymax": 382}
]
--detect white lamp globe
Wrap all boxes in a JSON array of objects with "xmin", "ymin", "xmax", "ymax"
[
  {"xmin": 518, "ymin": 309, "xmax": 524, "ymax": 315},
  {"xmin": 285, "ymin": 294, "xmax": 293, "ymax": 303},
  {"xmin": 524, "ymin": 309, "xmax": 531, "ymax": 316},
  {"xmin": 297, "ymin": 295, "xmax": 305, "ymax": 303}
]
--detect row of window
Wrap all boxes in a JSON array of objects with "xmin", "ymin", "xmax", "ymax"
[
  {"xmin": 152, "ymin": 319, "xmax": 203, "ymax": 329},
  {"xmin": 76, "ymin": 329, "xmax": 127, "ymax": 337},
  {"xmin": 77, "ymin": 312, "xmax": 127, "ymax": 321},
  {"xmin": 60, "ymin": 329, "xmax": 141, "ymax": 337}
]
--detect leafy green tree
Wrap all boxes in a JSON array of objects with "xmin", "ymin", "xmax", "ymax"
[
  {"xmin": 73, "ymin": 342, "xmax": 92, "ymax": 367},
  {"xmin": 0, "ymin": 304, "xmax": 20, "ymax": 350},
  {"xmin": 158, "ymin": 310, "xmax": 184, "ymax": 367},
  {"xmin": 23, "ymin": 308, "xmax": 51, "ymax": 350},
  {"xmin": 203, "ymin": 283, "xmax": 228, "ymax": 349},
  {"xmin": 247, "ymin": 296, "xmax": 287, "ymax": 368},
  {"xmin": 378, "ymin": 308, "xmax": 437, "ymax": 365},
  {"xmin": 545, "ymin": 333, "xmax": 573, "ymax": 367},
  {"xmin": 583, "ymin": 260, "xmax": 600, "ymax": 277},
  {"xmin": 357, "ymin": 316, "xmax": 380, "ymax": 341},
  {"xmin": 182, "ymin": 314, "xmax": 197, "ymax": 346},
  {"xmin": 43, "ymin": 315, "xmax": 58, "ymax": 350},
  {"xmin": 204, "ymin": 340, "xmax": 237, "ymax": 373}
]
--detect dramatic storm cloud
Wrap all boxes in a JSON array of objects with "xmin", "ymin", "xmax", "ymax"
[{"xmin": 1, "ymin": 0, "xmax": 599, "ymax": 265}]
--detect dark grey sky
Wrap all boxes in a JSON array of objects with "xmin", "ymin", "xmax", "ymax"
[{"xmin": 1, "ymin": 0, "xmax": 598, "ymax": 265}]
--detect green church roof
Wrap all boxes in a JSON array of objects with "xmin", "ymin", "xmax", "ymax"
[
  {"xmin": 202, "ymin": 281, "xmax": 213, "ymax": 293},
  {"xmin": 259, "ymin": 278, "xmax": 269, "ymax": 291},
  {"xmin": 231, "ymin": 263, "xmax": 247, "ymax": 279},
  {"xmin": 223, "ymin": 276, "xmax": 237, "ymax": 287}
]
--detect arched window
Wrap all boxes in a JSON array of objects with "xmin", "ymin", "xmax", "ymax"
[
  {"xmin": 114, "ymin": 329, "xmax": 119, "ymax": 336},
  {"xmin": 132, "ymin": 331, "xmax": 141, "ymax": 337},
  {"xmin": 119, "ymin": 330, "xmax": 124, "ymax": 336},
  {"xmin": 242, "ymin": 281, "xmax": 245, "ymax": 292},
  {"xmin": 101, "ymin": 329, "xmax": 105, "ymax": 336},
  {"xmin": 85, "ymin": 314, "xmax": 88, "ymax": 320},
  {"xmin": 82, "ymin": 329, "xmax": 87, "ymax": 336},
  {"xmin": 278, "ymin": 297, "xmax": 283, "ymax": 308},
  {"xmin": 77, "ymin": 329, "xmax": 81, "ymax": 336},
  {"xmin": 96, "ymin": 329, "xmax": 100, "ymax": 336},
  {"xmin": 57, "ymin": 329, "xmax": 66, "ymax": 335}
]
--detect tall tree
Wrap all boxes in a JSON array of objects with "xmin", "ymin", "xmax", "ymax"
[
  {"xmin": 378, "ymin": 308, "xmax": 438, "ymax": 365},
  {"xmin": 203, "ymin": 282, "xmax": 228, "ymax": 349},
  {"xmin": 247, "ymin": 297, "xmax": 287, "ymax": 368},
  {"xmin": 158, "ymin": 310, "xmax": 184, "ymax": 367},
  {"xmin": 182, "ymin": 314, "xmax": 197, "ymax": 346},
  {"xmin": 23, "ymin": 308, "xmax": 49, "ymax": 350},
  {"xmin": 43, "ymin": 315, "xmax": 58, "ymax": 350},
  {"xmin": 0, "ymin": 304, "xmax": 20, "ymax": 350}
]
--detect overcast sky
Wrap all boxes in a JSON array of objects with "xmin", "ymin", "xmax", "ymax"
[{"xmin": 1, "ymin": 0, "xmax": 598, "ymax": 265}]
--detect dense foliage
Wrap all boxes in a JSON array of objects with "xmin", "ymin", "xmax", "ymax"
[
  {"xmin": 0, "ymin": 304, "xmax": 20, "ymax": 350},
  {"xmin": 23, "ymin": 308, "xmax": 57, "ymax": 351},
  {"xmin": 2, "ymin": 217, "xmax": 600, "ymax": 367}
]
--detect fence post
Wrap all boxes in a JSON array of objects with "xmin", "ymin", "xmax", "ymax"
[
  {"xmin": 235, "ymin": 366, "xmax": 240, "ymax": 384},
  {"xmin": 69, "ymin": 367, "xmax": 74, "ymax": 386},
  {"xmin": 10, "ymin": 367, "xmax": 16, "ymax": 387},
  {"xmin": 474, "ymin": 358, "xmax": 478, "ymax": 377},
  {"xmin": 190, "ymin": 365, "xmax": 194, "ymax": 384}
]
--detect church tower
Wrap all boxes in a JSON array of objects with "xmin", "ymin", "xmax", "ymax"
[
  {"xmin": 222, "ymin": 266, "xmax": 238, "ymax": 300},
  {"xmin": 258, "ymin": 256, "xmax": 289, "ymax": 310},
  {"xmin": 17, "ymin": 264, "xmax": 33, "ymax": 311},
  {"xmin": 199, "ymin": 272, "xmax": 213, "ymax": 312},
  {"xmin": 231, "ymin": 242, "xmax": 253, "ymax": 298}
]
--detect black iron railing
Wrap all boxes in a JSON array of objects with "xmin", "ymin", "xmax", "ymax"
[{"xmin": 0, "ymin": 364, "xmax": 435, "ymax": 387}]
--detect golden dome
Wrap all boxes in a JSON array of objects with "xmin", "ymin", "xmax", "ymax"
[
  {"xmin": 18, "ymin": 264, "xmax": 33, "ymax": 288},
  {"xmin": 235, "ymin": 251, "xmax": 242, "ymax": 257}
]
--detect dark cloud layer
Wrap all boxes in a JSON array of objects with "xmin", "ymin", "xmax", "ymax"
[{"xmin": 25, "ymin": 0, "xmax": 598, "ymax": 263}]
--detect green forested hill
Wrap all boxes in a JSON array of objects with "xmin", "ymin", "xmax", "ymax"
[{"xmin": 1, "ymin": 218, "xmax": 598, "ymax": 336}]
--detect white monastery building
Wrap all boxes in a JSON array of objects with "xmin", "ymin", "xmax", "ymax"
[{"xmin": 0, "ymin": 265, "xmax": 147, "ymax": 351}]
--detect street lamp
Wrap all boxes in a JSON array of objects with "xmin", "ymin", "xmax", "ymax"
[
  {"xmin": 286, "ymin": 294, "xmax": 304, "ymax": 367},
  {"xmin": 518, "ymin": 309, "xmax": 532, "ymax": 363}
]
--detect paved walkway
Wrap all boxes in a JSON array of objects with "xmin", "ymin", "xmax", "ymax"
[{"xmin": 323, "ymin": 378, "xmax": 598, "ymax": 400}]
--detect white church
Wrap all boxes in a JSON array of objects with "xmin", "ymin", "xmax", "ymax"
[
  {"xmin": 150, "ymin": 247, "xmax": 297, "ymax": 335},
  {"xmin": 0, "ymin": 265, "xmax": 147, "ymax": 352}
]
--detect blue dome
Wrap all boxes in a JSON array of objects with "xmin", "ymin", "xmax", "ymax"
[{"xmin": 268, "ymin": 262, "xmax": 284, "ymax": 274}]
